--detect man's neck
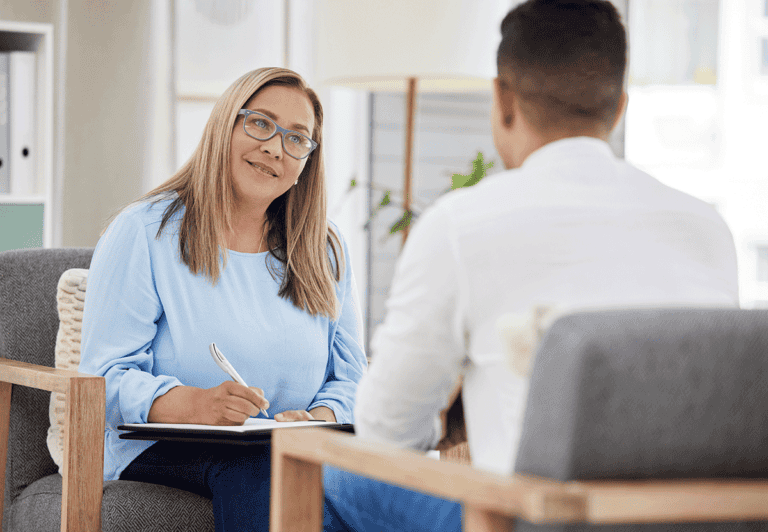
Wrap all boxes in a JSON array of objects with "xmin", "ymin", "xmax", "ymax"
[{"xmin": 512, "ymin": 129, "xmax": 608, "ymax": 169}]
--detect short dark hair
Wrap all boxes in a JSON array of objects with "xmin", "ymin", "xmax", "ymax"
[{"xmin": 497, "ymin": 0, "xmax": 627, "ymax": 132}]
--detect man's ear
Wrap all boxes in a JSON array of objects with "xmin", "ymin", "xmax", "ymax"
[
  {"xmin": 493, "ymin": 77, "xmax": 516, "ymax": 129},
  {"xmin": 609, "ymin": 90, "xmax": 628, "ymax": 133}
]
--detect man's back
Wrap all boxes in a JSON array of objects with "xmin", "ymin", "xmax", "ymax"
[
  {"xmin": 358, "ymin": 136, "xmax": 738, "ymax": 475},
  {"xmin": 326, "ymin": 3, "xmax": 741, "ymax": 531}
]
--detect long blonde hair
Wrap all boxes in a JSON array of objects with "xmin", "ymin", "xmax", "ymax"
[{"xmin": 142, "ymin": 67, "xmax": 343, "ymax": 319}]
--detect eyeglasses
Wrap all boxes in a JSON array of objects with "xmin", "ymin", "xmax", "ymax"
[{"xmin": 237, "ymin": 109, "xmax": 318, "ymax": 160}]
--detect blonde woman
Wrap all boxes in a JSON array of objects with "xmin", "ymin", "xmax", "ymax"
[{"xmin": 80, "ymin": 67, "xmax": 366, "ymax": 531}]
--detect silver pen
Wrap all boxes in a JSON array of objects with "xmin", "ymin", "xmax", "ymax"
[{"xmin": 209, "ymin": 342, "xmax": 269, "ymax": 417}]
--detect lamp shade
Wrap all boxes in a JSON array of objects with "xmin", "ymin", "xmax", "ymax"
[{"xmin": 316, "ymin": 0, "xmax": 512, "ymax": 92}]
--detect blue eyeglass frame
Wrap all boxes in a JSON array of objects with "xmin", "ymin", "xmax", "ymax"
[{"xmin": 237, "ymin": 109, "xmax": 318, "ymax": 160}]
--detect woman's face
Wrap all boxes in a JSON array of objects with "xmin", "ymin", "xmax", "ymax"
[{"xmin": 229, "ymin": 84, "xmax": 315, "ymax": 212}]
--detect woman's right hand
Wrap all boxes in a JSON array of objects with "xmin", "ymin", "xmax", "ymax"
[
  {"xmin": 148, "ymin": 382, "xmax": 269, "ymax": 425},
  {"xmin": 198, "ymin": 381, "xmax": 270, "ymax": 425}
]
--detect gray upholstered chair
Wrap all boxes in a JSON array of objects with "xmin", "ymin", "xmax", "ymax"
[
  {"xmin": 0, "ymin": 248, "xmax": 214, "ymax": 532},
  {"xmin": 270, "ymin": 308, "xmax": 768, "ymax": 531}
]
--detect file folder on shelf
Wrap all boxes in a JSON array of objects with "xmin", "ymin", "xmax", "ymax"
[
  {"xmin": 0, "ymin": 53, "xmax": 9, "ymax": 194},
  {"xmin": 9, "ymin": 51, "xmax": 35, "ymax": 196}
]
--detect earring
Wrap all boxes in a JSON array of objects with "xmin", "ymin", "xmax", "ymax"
[{"xmin": 294, "ymin": 180, "xmax": 298, "ymax": 186}]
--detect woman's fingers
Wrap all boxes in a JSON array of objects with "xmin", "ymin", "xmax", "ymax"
[
  {"xmin": 220, "ymin": 381, "xmax": 270, "ymax": 411},
  {"xmin": 274, "ymin": 410, "xmax": 315, "ymax": 422}
]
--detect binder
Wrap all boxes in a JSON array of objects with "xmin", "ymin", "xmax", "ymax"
[
  {"xmin": 0, "ymin": 53, "xmax": 9, "ymax": 194},
  {"xmin": 9, "ymin": 51, "xmax": 35, "ymax": 196},
  {"xmin": 118, "ymin": 419, "xmax": 355, "ymax": 446}
]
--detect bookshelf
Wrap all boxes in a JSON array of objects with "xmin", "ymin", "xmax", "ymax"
[{"xmin": 0, "ymin": 21, "xmax": 53, "ymax": 251}]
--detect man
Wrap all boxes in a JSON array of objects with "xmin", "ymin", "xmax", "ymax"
[{"xmin": 323, "ymin": 1, "xmax": 738, "ymax": 530}]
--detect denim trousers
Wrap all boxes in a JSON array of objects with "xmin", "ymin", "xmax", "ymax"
[
  {"xmin": 120, "ymin": 440, "xmax": 349, "ymax": 532},
  {"xmin": 323, "ymin": 466, "xmax": 462, "ymax": 532}
]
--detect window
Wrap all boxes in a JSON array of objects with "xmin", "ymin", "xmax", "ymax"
[
  {"xmin": 757, "ymin": 246, "xmax": 768, "ymax": 283},
  {"xmin": 762, "ymin": 38, "xmax": 768, "ymax": 76},
  {"xmin": 629, "ymin": 0, "xmax": 720, "ymax": 85},
  {"xmin": 366, "ymin": 92, "xmax": 497, "ymax": 347}
]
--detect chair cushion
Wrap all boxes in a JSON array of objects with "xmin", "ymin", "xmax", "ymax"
[
  {"xmin": 8, "ymin": 474, "xmax": 214, "ymax": 532},
  {"xmin": 47, "ymin": 268, "xmax": 89, "ymax": 474}
]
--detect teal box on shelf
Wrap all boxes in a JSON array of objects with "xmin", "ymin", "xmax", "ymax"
[{"xmin": 0, "ymin": 203, "xmax": 43, "ymax": 251}]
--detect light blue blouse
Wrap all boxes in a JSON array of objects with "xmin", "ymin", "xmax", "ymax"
[{"xmin": 80, "ymin": 198, "xmax": 367, "ymax": 481}]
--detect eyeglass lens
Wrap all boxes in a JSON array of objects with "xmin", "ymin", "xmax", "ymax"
[{"xmin": 244, "ymin": 113, "xmax": 314, "ymax": 159}]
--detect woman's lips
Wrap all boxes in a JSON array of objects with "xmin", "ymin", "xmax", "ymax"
[{"xmin": 248, "ymin": 161, "xmax": 278, "ymax": 177}]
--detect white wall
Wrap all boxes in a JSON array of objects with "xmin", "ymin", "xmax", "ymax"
[{"xmin": 60, "ymin": 0, "xmax": 173, "ymax": 247}]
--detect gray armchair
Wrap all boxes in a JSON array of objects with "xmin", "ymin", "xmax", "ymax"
[
  {"xmin": 271, "ymin": 308, "xmax": 768, "ymax": 531},
  {"xmin": 0, "ymin": 248, "xmax": 214, "ymax": 532}
]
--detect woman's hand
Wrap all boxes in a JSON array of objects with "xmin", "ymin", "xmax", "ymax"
[
  {"xmin": 198, "ymin": 382, "xmax": 270, "ymax": 425},
  {"xmin": 274, "ymin": 406, "xmax": 336, "ymax": 422},
  {"xmin": 148, "ymin": 382, "xmax": 269, "ymax": 425},
  {"xmin": 274, "ymin": 410, "xmax": 314, "ymax": 422}
]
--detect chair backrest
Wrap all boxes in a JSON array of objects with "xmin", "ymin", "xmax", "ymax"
[
  {"xmin": 514, "ymin": 308, "xmax": 768, "ymax": 531},
  {"xmin": 0, "ymin": 248, "xmax": 93, "ymax": 507}
]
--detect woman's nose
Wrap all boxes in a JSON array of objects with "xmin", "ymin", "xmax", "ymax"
[{"xmin": 260, "ymin": 134, "xmax": 283, "ymax": 159}]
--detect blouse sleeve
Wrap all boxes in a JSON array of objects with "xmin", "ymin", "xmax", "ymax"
[
  {"xmin": 307, "ymin": 227, "xmax": 368, "ymax": 423},
  {"xmin": 79, "ymin": 208, "xmax": 183, "ymax": 429}
]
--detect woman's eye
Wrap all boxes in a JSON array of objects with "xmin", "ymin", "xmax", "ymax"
[
  {"xmin": 287, "ymin": 134, "xmax": 304, "ymax": 145},
  {"xmin": 254, "ymin": 119, "xmax": 270, "ymax": 129}
]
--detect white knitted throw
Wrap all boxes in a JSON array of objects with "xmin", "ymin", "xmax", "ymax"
[
  {"xmin": 497, "ymin": 306, "xmax": 564, "ymax": 377},
  {"xmin": 47, "ymin": 268, "xmax": 88, "ymax": 474}
]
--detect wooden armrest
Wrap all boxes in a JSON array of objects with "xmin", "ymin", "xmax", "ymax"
[
  {"xmin": 271, "ymin": 428, "xmax": 768, "ymax": 532},
  {"xmin": 0, "ymin": 357, "xmax": 102, "ymax": 392},
  {"xmin": 0, "ymin": 357, "xmax": 105, "ymax": 532},
  {"xmin": 270, "ymin": 428, "xmax": 586, "ymax": 532},
  {"xmin": 579, "ymin": 479, "xmax": 768, "ymax": 524}
]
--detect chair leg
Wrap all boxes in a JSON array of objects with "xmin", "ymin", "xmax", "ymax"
[
  {"xmin": 270, "ymin": 454, "xmax": 323, "ymax": 532},
  {"xmin": 61, "ymin": 377, "xmax": 104, "ymax": 532},
  {"xmin": 463, "ymin": 504, "xmax": 516, "ymax": 531},
  {"xmin": 0, "ymin": 382, "xmax": 11, "ymax": 532}
]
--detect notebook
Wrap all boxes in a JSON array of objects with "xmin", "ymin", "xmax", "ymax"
[{"xmin": 118, "ymin": 418, "xmax": 354, "ymax": 445}]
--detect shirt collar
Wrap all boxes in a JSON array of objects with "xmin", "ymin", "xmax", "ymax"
[{"xmin": 520, "ymin": 136, "xmax": 615, "ymax": 170}]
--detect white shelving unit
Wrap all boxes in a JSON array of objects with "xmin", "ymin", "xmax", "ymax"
[{"xmin": 0, "ymin": 21, "xmax": 54, "ymax": 250}]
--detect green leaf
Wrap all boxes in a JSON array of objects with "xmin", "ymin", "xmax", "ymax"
[
  {"xmin": 350, "ymin": 178, "xmax": 357, "ymax": 188},
  {"xmin": 389, "ymin": 210, "xmax": 413, "ymax": 234},
  {"xmin": 450, "ymin": 152, "xmax": 494, "ymax": 190},
  {"xmin": 378, "ymin": 191, "xmax": 391, "ymax": 208}
]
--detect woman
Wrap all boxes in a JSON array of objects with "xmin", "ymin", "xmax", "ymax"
[{"xmin": 80, "ymin": 67, "xmax": 367, "ymax": 531}]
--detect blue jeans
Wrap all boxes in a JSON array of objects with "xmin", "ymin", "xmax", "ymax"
[
  {"xmin": 120, "ymin": 441, "xmax": 347, "ymax": 532},
  {"xmin": 323, "ymin": 466, "xmax": 462, "ymax": 532}
]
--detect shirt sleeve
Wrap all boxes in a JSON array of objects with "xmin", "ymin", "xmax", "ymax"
[
  {"xmin": 308, "ymin": 228, "xmax": 368, "ymax": 424},
  {"xmin": 79, "ymin": 208, "xmax": 183, "ymax": 429},
  {"xmin": 354, "ymin": 202, "xmax": 467, "ymax": 450}
]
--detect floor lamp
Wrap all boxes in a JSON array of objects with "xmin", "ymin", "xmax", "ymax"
[
  {"xmin": 316, "ymin": 0, "xmax": 510, "ymax": 245},
  {"xmin": 316, "ymin": 0, "xmax": 510, "ymax": 463}
]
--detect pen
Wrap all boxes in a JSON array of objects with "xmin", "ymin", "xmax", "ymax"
[{"xmin": 209, "ymin": 342, "xmax": 269, "ymax": 418}]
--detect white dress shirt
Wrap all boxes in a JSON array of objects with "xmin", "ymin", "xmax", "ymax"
[{"xmin": 355, "ymin": 137, "xmax": 739, "ymax": 475}]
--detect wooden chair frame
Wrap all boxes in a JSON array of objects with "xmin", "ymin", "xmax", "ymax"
[
  {"xmin": 271, "ymin": 428, "xmax": 768, "ymax": 532},
  {"xmin": 0, "ymin": 357, "xmax": 105, "ymax": 532}
]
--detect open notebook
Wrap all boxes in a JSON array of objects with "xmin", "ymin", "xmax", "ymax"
[{"xmin": 118, "ymin": 418, "xmax": 354, "ymax": 445}]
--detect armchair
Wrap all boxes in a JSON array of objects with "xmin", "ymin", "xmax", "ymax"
[
  {"xmin": 271, "ymin": 308, "xmax": 768, "ymax": 531},
  {"xmin": 0, "ymin": 248, "xmax": 214, "ymax": 532}
]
